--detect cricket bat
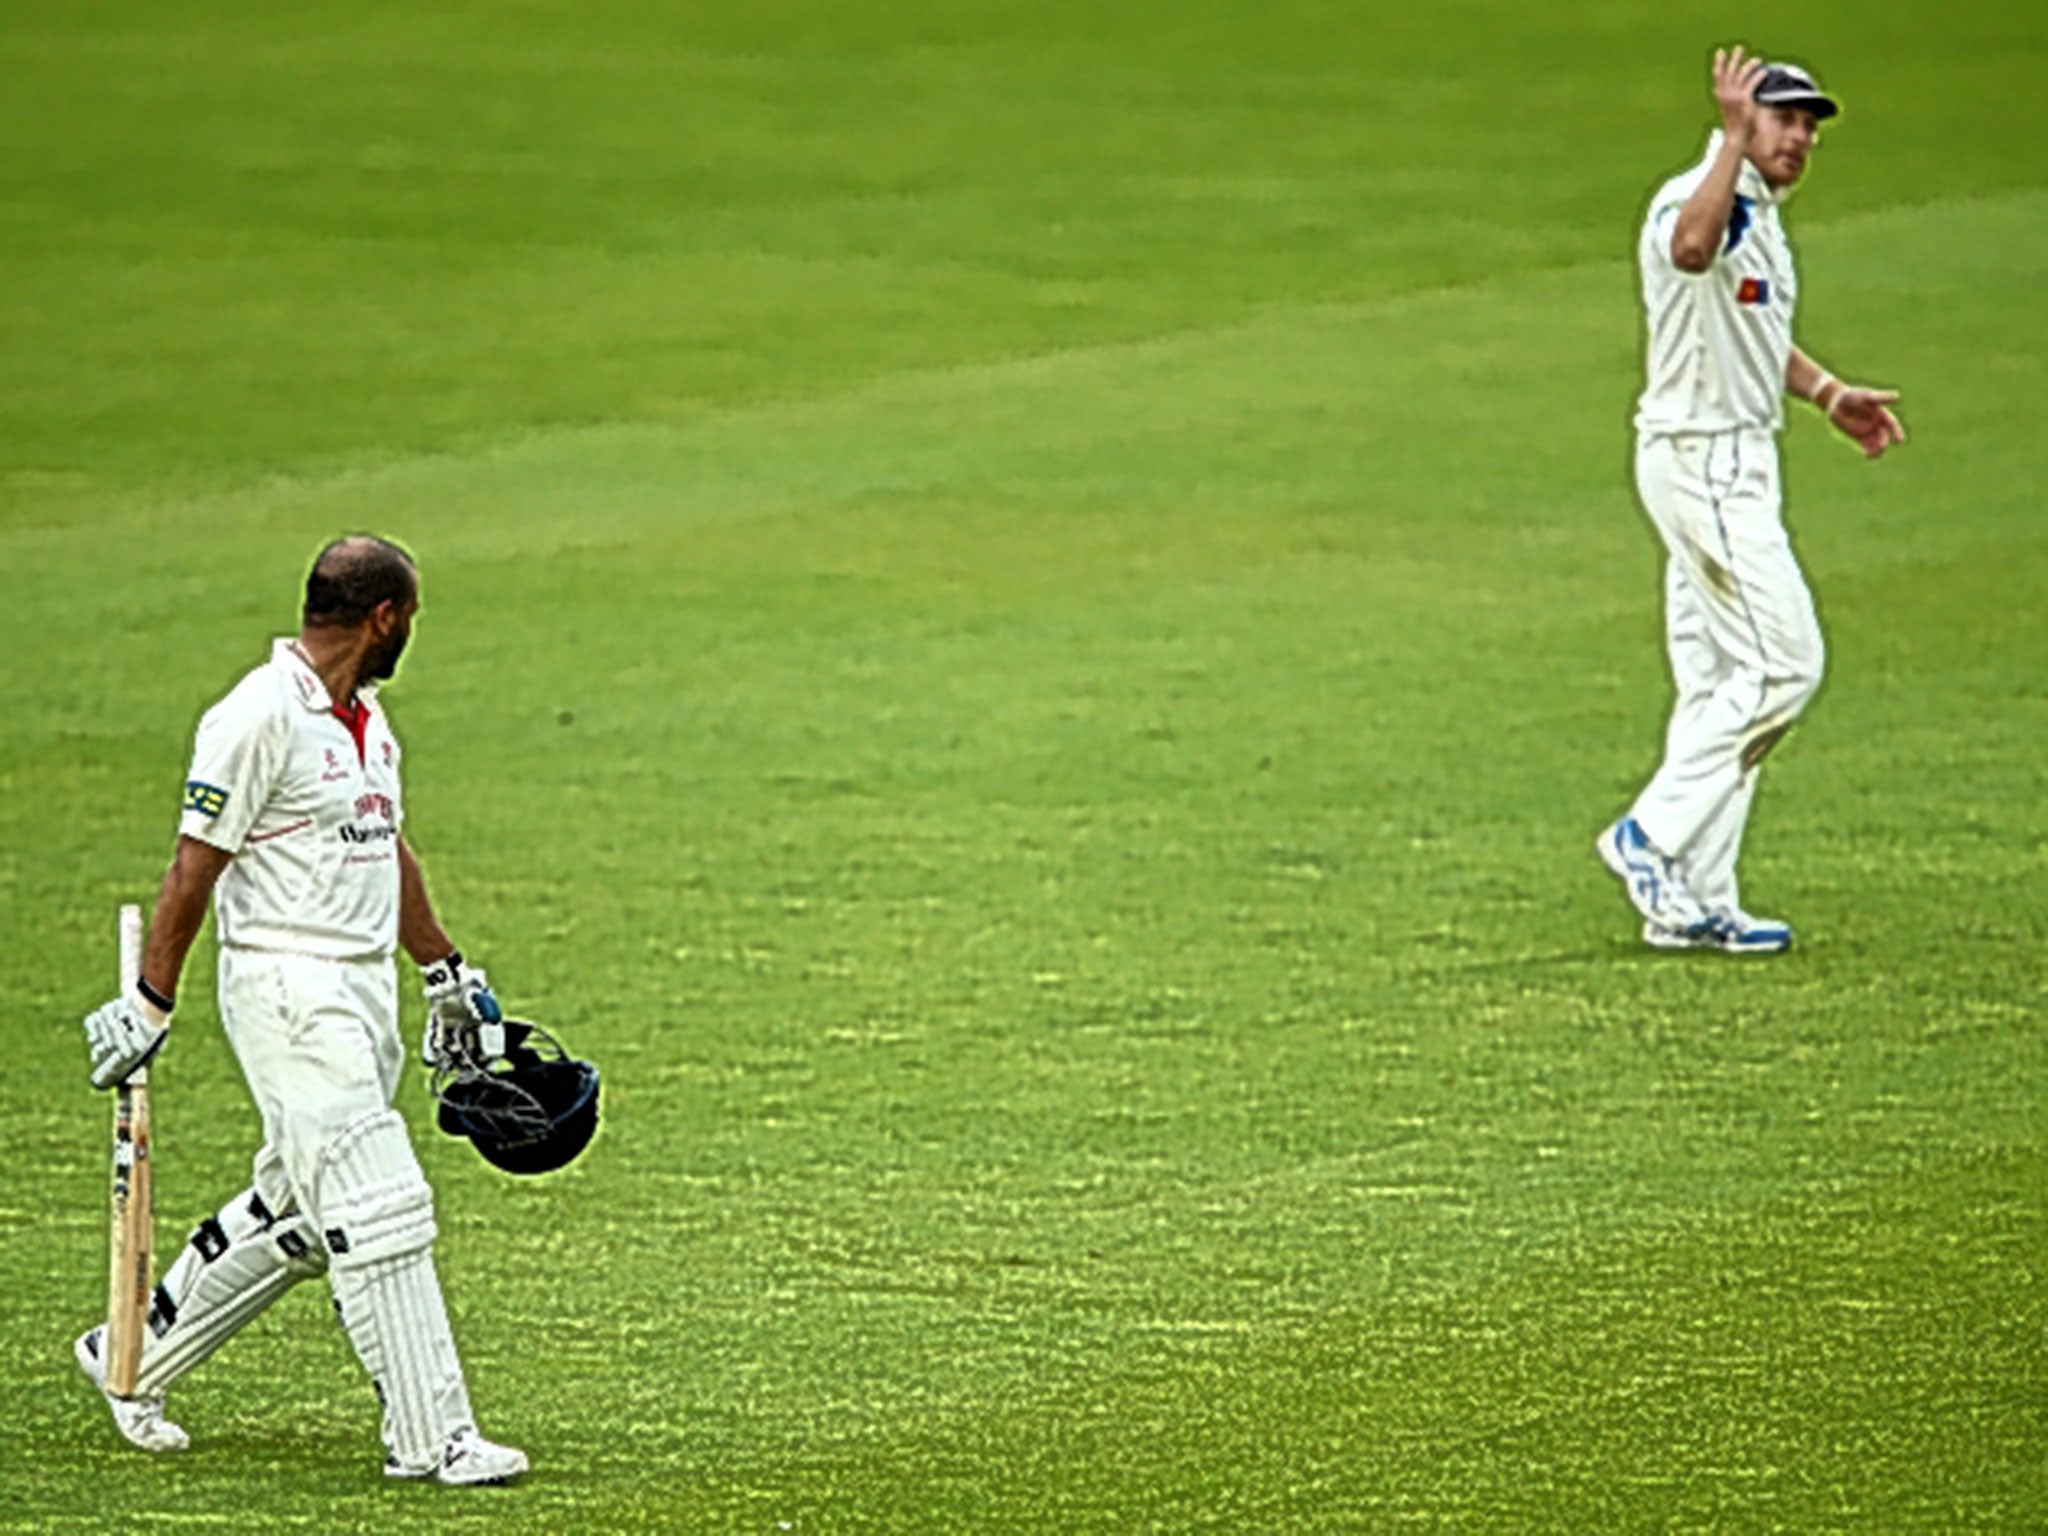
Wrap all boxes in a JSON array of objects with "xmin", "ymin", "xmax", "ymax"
[{"xmin": 105, "ymin": 902, "xmax": 152, "ymax": 1398}]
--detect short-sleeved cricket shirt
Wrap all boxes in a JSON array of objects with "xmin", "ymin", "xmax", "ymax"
[
  {"xmin": 179, "ymin": 639, "xmax": 405, "ymax": 959},
  {"xmin": 1634, "ymin": 132, "xmax": 1800, "ymax": 436}
]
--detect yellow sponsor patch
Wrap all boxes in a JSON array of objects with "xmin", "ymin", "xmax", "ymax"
[{"xmin": 184, "ymin": 780, "xmax": 229, "ymax": 817}]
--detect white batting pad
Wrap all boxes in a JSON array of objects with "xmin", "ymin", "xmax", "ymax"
[
  {"xmin": 134, "ymin": 1184, "xmax": 328, "ymax": 1396},
  {"xmin": 311, "ymin": 1107, "xmax": 437, "ymax": 1268},
  {"xmin": 314, "ymin": 1108, "xmax": 471, "ymax": 1471}
]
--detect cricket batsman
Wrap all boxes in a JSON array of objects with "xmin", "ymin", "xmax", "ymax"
[
  {"xmin": 1598, "ymin": 47, "xmax": 1905, "ymax": 953},
  {"xmin": 78, "ymin": 535, "xmax": 528, "ymax": 1484}
]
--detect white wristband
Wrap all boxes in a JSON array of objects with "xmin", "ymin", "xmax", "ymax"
[{"xmin": 1811, "ymin": 374, "xmax": 1843, "ymax": 415}]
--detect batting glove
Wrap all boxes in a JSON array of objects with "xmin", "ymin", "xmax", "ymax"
[
  {"xmin": 84, "ymin": 991, "xmax": 169, "ymax": 1090},
  {"xmin": 421, "ymin": 952, "xmax": 505, "ymax": 1070}
]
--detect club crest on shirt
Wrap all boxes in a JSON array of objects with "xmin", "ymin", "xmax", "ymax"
[
  {"xmin": 322, "ymin": 747, "xmax": 350, "ymax": 782},
  {"xmin": 184, "ymin": 780, "xmax": 229, "ymax": 817},
  {"xmin": 1737, "ymin": 277, "xmax": 1771, "ymax": 306}
]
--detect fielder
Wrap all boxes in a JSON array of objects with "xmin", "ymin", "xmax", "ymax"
[
  {"xmin": 1598, "ymin": 47, "xmax": 1905, "ymax": 953},
  {"xmin": 78, "ymin": 536, "xmax": 527, "ymax": 1484}
]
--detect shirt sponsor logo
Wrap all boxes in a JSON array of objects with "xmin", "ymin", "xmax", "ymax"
[
  {"xmin": 1737, "ymin": 277, "xmax": 1771, "ymax": 305},
  {"xmin": 185, "ymin": 780, "xmax": 230, "ymax": 817},
  {"xmin": 339, "ymin": 790, "xmax": 398, "ymax": 846}
]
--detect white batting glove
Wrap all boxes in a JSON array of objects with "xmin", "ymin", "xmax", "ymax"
[
  {"xmin": 84, "ymin": 991, "xmax": 170, "ymax": 1090},
  {"xmin": 421, "ymin": 952, "xmax": 505, "ymax": 1071}
]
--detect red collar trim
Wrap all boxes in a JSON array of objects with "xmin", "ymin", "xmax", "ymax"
[{"xmin": 332, "ymin": 698, "xmax": 370, "ymax": 765}]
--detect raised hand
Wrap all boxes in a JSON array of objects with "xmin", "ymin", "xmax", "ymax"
[{"xmin": 1712, "ymin": 45, "xmax": 1768, "ymax": 141}]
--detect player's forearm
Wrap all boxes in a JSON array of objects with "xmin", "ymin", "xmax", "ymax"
[
  {"xmin": 1785, "ymin": 345, "xmax": 1845, "ymax": 412},
  {"xmin": 1670, "ymin": 134, "xmax": 1751, "ymax": 272},
  {"xmin": 396, "ymin": 837, "xmax": 457, "ymax": 965},
  {"xmin": 142, "ymin": 835, "xmax": 231, "ymax": 1008}
]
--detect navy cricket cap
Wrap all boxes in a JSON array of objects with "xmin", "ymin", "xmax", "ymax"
[{"xmin": 1754, "ymin": 62, "xmax": 1839, "ymax": 120}]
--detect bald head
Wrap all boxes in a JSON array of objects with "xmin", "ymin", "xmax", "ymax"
[{"xmin": 303, "ymin": 536, "xmax": 418, "ymax": 629}]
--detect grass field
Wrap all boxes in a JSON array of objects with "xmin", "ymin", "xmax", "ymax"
[{"xmin": 3, "ymin": 2, "xmax": 2044, "ymax": 1530}]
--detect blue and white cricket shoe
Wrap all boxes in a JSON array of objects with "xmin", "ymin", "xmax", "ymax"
[
  {"xmin": 1597, "ymin": 817, "xmax": 1709, "ymax": 935},
  {"xmin": 1644, "ymin": 910, "xmax": 1793, "ymax": 955}
]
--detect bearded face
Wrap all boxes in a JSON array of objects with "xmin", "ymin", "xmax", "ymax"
[{"xmin": 365, "ymin": 596, "xmax": 418, "ymax": 681}]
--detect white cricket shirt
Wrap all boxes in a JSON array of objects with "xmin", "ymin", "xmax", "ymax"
[
  {"xmin": 1635, "ymin": 132, "xmax": 1800, "ymax": 436},
  {"xmin": 179, "ymin": 639, "xmax": 406, "ymax": 960}
]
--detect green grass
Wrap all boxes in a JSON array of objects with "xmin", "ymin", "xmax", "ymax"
[{"xmin": 3, "ymin": 2, "xmax": 2044, "ymax": 1530}]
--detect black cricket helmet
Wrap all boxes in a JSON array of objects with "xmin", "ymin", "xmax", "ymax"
[{"xmin": 433, "ymin": 1020, "xmax": 600, "ymax": 1175}]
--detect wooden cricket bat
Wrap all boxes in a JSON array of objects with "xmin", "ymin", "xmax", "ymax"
[{"xmin": 105, "ymin": 902, "xmax": 152, "ymax": 1399}]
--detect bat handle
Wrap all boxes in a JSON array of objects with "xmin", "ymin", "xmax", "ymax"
[
  {"xmin": 118, "ymin": 903, "xmax": 146, "ymax": 1085},
  {"xmin": 119, "ymin": 903, "xmax": 143, "ymax": 995}
]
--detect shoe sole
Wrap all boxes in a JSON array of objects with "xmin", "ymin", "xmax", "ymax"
[
  {"xmin": 438, "ymin": 1453, "xmax": 529, "ymax": 1486},
  {"xmin": 388, "ymin": 1450, "xmax": 530, "ymax": 1485},
  {"xmin": 1643, "ymin": 923, "xmax": 1791, "ymax": 955}
]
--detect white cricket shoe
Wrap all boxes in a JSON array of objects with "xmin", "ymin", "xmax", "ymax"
[
  {"xmin": 384, "ymin": 1426, "xmax": 529, "ymax": 1485},
  {"xmin": 1597, "ymin": 817, "xmax": 1709, "ymax": 935},
  {"xmin": 1645, "ymin": 910, "xmax": 1793, "ymax": 955},
  {"xmin": 74, "ymin": 1326, "xmax": 190, "ymax": 1452}
]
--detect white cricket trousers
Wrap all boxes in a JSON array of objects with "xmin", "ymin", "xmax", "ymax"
[
  {"xmin": 1628, "ymin": 428, "xmax": 1825, "ymax": 912},
  {"xmin": 219, "ymin": 948, "xmax": 404, "ymax": 1185}
]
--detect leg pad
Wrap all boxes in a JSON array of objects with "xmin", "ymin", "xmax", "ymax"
[{"xmin": 313, "ymin": 1108, "xmax": 436, "ymax": 1269}]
